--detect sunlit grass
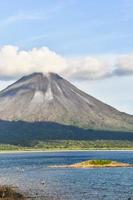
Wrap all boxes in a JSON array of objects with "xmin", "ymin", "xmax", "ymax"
[{"xmin": 89, "ymin": 160, "xmax": 112, "ymax": 165}]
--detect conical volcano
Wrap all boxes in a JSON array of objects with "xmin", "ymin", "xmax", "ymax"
[{"xmin": 0, "ymin": 72, "xmax": 133, "ymax": 131}]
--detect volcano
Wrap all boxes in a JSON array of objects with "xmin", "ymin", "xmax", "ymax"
[{"xmin": 0, "ymin": 72, "xmax": 133, "ymax": 131}]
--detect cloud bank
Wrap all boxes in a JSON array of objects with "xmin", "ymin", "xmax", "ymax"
[{"xmin": 0, "ymin": 45, "xmax": 133, "ymax": 80}]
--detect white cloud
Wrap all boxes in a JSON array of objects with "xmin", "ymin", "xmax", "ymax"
[
  {"xmin": 115, "ymin": 54, "xmax": 133, "ymax": 75},
  {"xmin": 65, "ymin": 57, "xmax": 111, "ymax": 80},
  {"xmin": 0, "ymin": 46, "xmax": 67, "ymax": 78},
  {"xmin": 0, "ymin": 45, "xmax": 133, "ymax": 80}
]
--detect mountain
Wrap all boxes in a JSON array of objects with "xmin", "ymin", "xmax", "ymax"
[{"xmin": 0, "ymin": 72, "xmax": 133, "ymax": 132}]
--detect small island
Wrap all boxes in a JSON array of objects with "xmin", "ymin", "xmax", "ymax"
[{"xmin": 50, "ymin": 159, "xmax": 133, "ymax": 168}]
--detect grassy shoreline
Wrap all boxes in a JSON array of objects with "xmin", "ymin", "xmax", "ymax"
[{"xmin": 1, "ymin": 140, "xmax": 133, "ymax": 152}]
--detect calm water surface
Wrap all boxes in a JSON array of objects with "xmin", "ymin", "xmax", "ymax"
[{"xmin": 0, "ymin": 151, "xmax": 133, "ymax": 200}]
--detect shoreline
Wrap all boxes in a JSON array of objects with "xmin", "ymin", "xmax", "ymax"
[{"xmin": 0, "ymin": 149, "xmax": 133, "ymax": 154}]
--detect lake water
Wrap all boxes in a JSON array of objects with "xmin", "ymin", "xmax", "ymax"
[{"xmin": 0, "ymin": 151, "xmax": 133, "ymax": 200}]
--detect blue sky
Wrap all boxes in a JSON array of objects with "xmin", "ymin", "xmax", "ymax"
[
  {"xmin": 0, "ymin": 0, "xmax": 133, "ymax": 55},
  {"xmin": 0, "ymin": 0, "xmax": 133, "ymax": 114}
]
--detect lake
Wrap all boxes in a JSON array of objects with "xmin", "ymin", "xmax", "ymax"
[{"xmin": 0, "ymin": 151, "xmax": 133, "ymax": 200}]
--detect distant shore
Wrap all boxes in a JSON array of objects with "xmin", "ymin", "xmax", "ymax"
[
  {"xmin": 0, "ymin": 140, "xmax": 133, "ymax": 153},
  {"xmin": 1, "ymin": 149, "xmax": 133, "ymax": 154}
]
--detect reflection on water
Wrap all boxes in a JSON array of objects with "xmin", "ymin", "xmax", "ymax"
[{"xmin": 0, "ymin": 151, "xmax": 133, "ymax": 199}]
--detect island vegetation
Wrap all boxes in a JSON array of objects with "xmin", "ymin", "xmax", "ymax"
[{"xmin": 71, "ymin": 159, "xmax": 132, "ymax": 168}]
